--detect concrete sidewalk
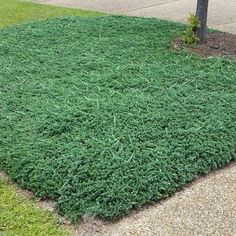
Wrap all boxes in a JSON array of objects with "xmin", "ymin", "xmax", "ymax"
[
  {"xmin": 77, "ymin": 164, "xmax": 236, "ymax": 236},
  {"xmin": 31, "ymin": 0, "xmax": 236, "ymax": 33}
]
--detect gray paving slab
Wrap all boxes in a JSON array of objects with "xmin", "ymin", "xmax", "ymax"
[
  {"xmin": 125, "ymin": 0, "xmax": 236, "ymax": 33},
  {"xmin": 30, "ymin": 0, "xmax": 236, "ymax": 34},
  {"xmin": 216, "ymin": 22, "xmax": 236, "ymax": 34},
  {"xmin": 31, "ymin": 0, "xmax": 175, "ymax": 13}
]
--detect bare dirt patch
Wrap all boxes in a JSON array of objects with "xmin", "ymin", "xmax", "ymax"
[{"xmin": 175, "ymin": 32, "xmax": 236, "ymax": 59}]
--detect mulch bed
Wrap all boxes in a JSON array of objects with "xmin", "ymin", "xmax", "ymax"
[{"xmin": 175, "ymin": 32, "xmax": 236, "ymax": 59}]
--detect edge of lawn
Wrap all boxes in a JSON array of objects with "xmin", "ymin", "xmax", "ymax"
[
  {"xmin": 0, "ymin": 172, "xmax": 72, "ymax": 236},
  {"xmin": 0, "ymin": 0, "xmax": 105, "ymax": 29}
]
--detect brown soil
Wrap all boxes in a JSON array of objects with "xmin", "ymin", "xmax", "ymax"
[{"xmin": 174, "ymin": 32, "xmax": 236, "ymax": 59}]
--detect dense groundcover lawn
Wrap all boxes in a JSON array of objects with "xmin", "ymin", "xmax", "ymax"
[{"xmin": 0, "ymin": 16, "xmax": 235, "ymax": 221}]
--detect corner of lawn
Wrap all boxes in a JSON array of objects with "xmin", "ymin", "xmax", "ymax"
[
  {"xmin": 0, "ymin": 176, "xmax": 70, "ymax": 236},
  {"xmin": 0, "ymin": 0, "xmax": 103, "ymax": 28}
]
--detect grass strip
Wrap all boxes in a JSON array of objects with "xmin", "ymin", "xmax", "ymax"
[
  {"xmin": 0, "ymin": 0, "xmax": 103, "ymax": 28},
  {"xmin": 0, "ymin": 176, "xmax": 70, "ymax": 236}
]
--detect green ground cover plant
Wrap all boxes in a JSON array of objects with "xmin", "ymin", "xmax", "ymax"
[
  {"xmin": 0, "ymin": 176, "xmax": 69, "ymax": 236},
  {"xmin": 0, "ymin": 16, "xmax": 235, "ymax": 222},
  {"xmin": 0, "ymin": 0, "xmax": 102, "ymax": 28}
]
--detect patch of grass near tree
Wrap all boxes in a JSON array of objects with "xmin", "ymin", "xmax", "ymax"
[
  {"xmin": 0, "ymin": 0, "xmax": 103, "ymax": 28},
  {"xmin": 0, "ymin": 176, "xmax": 70, "ymax": 236}
]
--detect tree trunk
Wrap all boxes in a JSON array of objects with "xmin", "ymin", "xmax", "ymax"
[{"xmin": 196, "ymin": 0, "xmax": 209, "ymax": 44}]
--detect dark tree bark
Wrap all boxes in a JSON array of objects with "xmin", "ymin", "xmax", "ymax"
[{"xmin": 196, "ymin": 0, "xmax": 209, "ymax": 44}]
